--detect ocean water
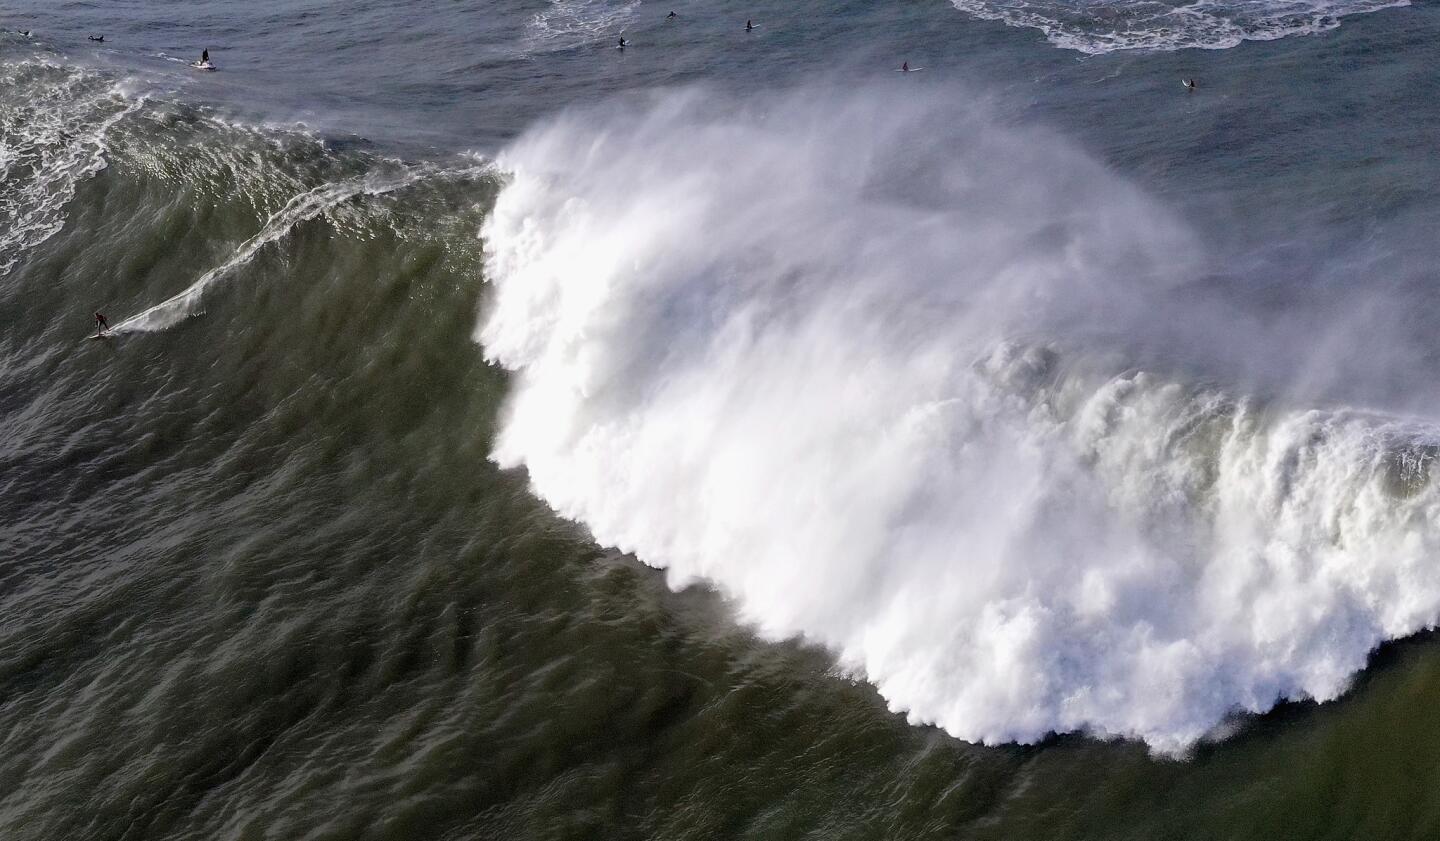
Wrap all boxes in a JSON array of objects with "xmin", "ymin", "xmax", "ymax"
[{"xmin": 5, "ymin": 0, "xmax": 1440, "ymax": 837}]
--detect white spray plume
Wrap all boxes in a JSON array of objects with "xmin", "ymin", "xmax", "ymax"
[{"xmin": 478, "ymin": 85, "xmax": 1440, "ymax": 754}]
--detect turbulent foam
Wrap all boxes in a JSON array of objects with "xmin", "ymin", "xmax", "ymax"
[
  {"xmin": 948, "ymin": 0, "xmax": 1409, "ymax": 53},
  {"xmin": 525, "ymin": 0, "xmax": 642, "ymax": 52},
  {"xmin": 0, "ymin": 61, "xmax": 144, "ymax": 275},
  {"xmin": 479, "ymin": 86, "xmax": 1440, "ymax": 754}
]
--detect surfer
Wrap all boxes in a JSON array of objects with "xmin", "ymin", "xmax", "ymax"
[
  {"xmin": 88, "ymin": 35, "xmax": 104, "ymax": 42},
  {"xmin": 902, "ymin": 61, "xmax": 910, "ymax": 72},
  {"xmin": 667, "ymin": 11, "xmax": 677, "ymax": 18},
  {"xmin": 746, "ymin": 19, "xmax": 755, "ymax": 31},
  {"xmin": 201, "ymin": 48, "xmax": 209, "ymax": 64},
  {"xmin": 618, "ymin": 36, "xmax": 627, "ymax": 49},
  {"xmin": 20, "ymin": 30, "xmax": 31, "ymax": 37},
  {"xmin": 1183, "ymin": 78, "xmax": 1197, "ymax": 92},
  {"xmin": 93, "ymin": 312, "xmax": 110, "ymax": 337}
]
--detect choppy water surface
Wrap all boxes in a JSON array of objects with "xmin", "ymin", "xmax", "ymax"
[{"xmin": 4, "ymin": 0, "xmax": 1440, "ymax": 838}]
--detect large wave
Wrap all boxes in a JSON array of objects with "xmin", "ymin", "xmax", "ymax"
[
  {"xmin": 0, "ymin": 58, "xmax": 492, "ymax": 335},
  {"xmin": 478, "ymin": 86, "xmax": 1440, "ymax": 754}
]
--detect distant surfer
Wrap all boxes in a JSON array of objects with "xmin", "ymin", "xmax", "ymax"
[
  {"xmin": 1183, "ymin": 78, "xmax": 1197, "ymax": 92},
  {"xmin": 88, "ymin": 35, "xmax": 104, "ymax": 42},
  {"xmin": 618, "ymin": 36, "xmax": 627, "ymax": 49},
  {"xmin": 902, "ymin": 61, "xmax": 910, "ymax": 72},
  {"xmin": 667, "ymin": 11, "xmax": 677, "ymax": 18},
  {"xmin": 20, "ymin": 30, "xmax": 31, "ymax": 37},
  {"xmin": 201, "ymin": 48, "xmax": 209, "ymax": 64},
  {"xmin": 93, "ymin": 312, "xmax": 110, "ymax": 338},
  {"xmin": 746, "ymin": 19, "xmax": 754, "ymax": 31}
]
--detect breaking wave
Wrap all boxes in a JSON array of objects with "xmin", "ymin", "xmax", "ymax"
[{"xmin": 478, "ymin": 86, "xmax": 1440, "ymax": 754}]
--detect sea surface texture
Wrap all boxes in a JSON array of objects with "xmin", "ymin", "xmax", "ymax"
[{"xmin": 4, "ymin": 0, "xmax": 1440, "ymax": 838}]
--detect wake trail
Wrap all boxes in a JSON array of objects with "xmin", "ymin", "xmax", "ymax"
[{"xmin": 113, "ymin": 163, "xmax": 485, "ymax": 334}]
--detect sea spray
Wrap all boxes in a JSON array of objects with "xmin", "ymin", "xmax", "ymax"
[{"xmin": 479, "ymin": 86, "xmax": 1440, "ymax": 754}]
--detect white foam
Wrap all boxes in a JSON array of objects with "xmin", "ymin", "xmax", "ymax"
[
  {"xmin": 525, "ymin": 0, "xmax": 642, "ymax": 53},
  {"xmin": 0, "ymin": 62, "xmax": 145, "ymax": 275},
  {"xmin": 948, "ymin": 0, "xmax": 1410, "ymax": 54},
  {"xmin": 478, "ymin": 86, "xmax": 1440, "ymax": 754}
]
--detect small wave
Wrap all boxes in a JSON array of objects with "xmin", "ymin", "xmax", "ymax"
[
  {"xmin": 525, "ymin": 0, "xmax": 642, "ymax": 52},
  {"xmin": 949, "ymin": 0, "xmax": 1410, "ymax": 53}
]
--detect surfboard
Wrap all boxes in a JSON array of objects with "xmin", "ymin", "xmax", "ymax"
[
  {"xmin": 86, "ymin": 333, "xmax": 112, "ymax": 341},
  {"xmin": 192, "ymin": 61, "xmax": 215, "ymax": 71},
  {"xmin": 896, "ymin": 68, "xmax": 925, "ymax": 72}
]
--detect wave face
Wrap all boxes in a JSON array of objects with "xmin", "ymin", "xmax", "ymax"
[
  {"xmin": 479, "ymin": 87, "xmax": 1440, "ymax": 754},
  {"xmin": 0, "ymin": 58, "xmax": 493, "ymax": 338},
  {"xmin": 949, "ymin": 0, "xmax": 1408, "ymax": 53}
]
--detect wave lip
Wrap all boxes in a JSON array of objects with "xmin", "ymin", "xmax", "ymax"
[
  {"xmin": 479, "ymin": 86, "xmax": 1440, "ymax": 755},
  {"xmin": 949, "ymin": 0, "xmax": 1410, "ymax": 53}
]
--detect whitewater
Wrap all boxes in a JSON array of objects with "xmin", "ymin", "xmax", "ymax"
[
  {"xmin": 947, "ymin": 0, "xmax": 1409, "ymax": 53},
  {"xmin": 478, "ymin": 86, "xmax": 1440, "ymax": 755}
]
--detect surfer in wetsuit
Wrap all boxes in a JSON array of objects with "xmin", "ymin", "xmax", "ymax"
[
  {"xmin": 902, "ymin": 61, "xmax": 910, "ymax": 72},
  {"xmin": 201, "ymin": 48, "xmax": 209, "ymax": 64},
  {"xmin": 618, "ymin": 36, "xmax": 627, "ymax": 49},
  {"xmin": 1183, "ymin": 78, "xmax": 1196, "ymax": 92},
  {"xmin": 94, "ymin": 312, "xmax": 109, "ymax": 337},
  {"xmin": 746, "ymin": 19, "xmax": 754, "ymax": 31},
  {"xmin": 88, "ymin": 35, "xmax": 104, "ymax": 42},
  {"xmin": 667, "ymin": 11, "xmax": 677, "ymax": 18}
]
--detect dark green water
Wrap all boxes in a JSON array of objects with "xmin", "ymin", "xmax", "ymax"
[{"xmin": 6, "ymin": 1, "xmax": 1440, "ymax": 837}]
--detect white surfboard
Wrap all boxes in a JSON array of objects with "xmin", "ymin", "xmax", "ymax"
[
  {"xmin": 192, "ymin": 61, "xmax": 215, "ymax": 71},
  {"xmin": 896, "ymin": 67, "xmax": 925, "ymax": 72}
]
